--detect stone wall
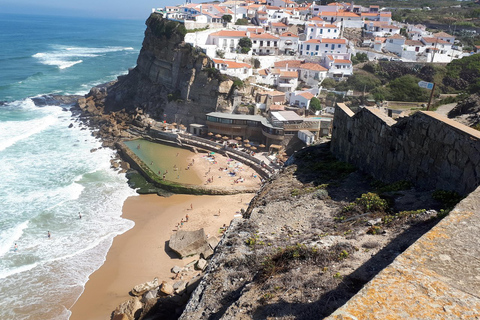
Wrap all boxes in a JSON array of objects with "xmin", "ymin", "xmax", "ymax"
[
  {"xmin": 331, "ymin": 103, "xmax": 480, "ymax": 195},
  {"xmin": 326, "ymin": 184, "xmax": 480, "ymax": 320}
]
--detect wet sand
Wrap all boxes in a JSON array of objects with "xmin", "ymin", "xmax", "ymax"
[{"xmin": 69, "ymin": 193, "xmax": 253, "ymax": 320}]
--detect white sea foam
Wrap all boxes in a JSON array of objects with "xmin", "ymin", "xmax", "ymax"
[
  {"xmin": 33, "ymin": 45, "xmax": 134, "ymax": 70},
  {"xmin": 0, "ymin": 221, "xmax": 29, "ymax": 257},
  {"xmin": 0, "ymin": 262, "xmax": 39, "ymax": 280},
  {"xmin": 0, "ymin": 113, "xmax": 58, "ymax": 152}
]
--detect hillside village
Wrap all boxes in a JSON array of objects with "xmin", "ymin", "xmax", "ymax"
[{"xmin": 150, "ymin": 1, "xmax": 476, "ymax": 151}]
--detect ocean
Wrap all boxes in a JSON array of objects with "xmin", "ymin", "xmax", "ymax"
[{"xmin": 0, "ymin": 13, "xmax": 146, "ymax": 319}]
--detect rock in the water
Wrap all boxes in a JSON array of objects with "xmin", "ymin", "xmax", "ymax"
[
  {"xmin": 112, "ymin": 297, "xmax": 142, "ymax": 320},
  {"xmin": 195, "ymin": 258, "xmax": 207, "ymax": 271},
  {"xmin": 169, "ymin": 229, "xmax": 211, "ymax": 258},
  {"xmin": 131, "ymin": 277, "xmax": 159, "ymax": 296},
  {"xmin": 159, "ymin": 281, "xmax": 174, "ymax": 296}
]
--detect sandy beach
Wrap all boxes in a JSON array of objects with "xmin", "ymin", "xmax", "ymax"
[{"xmin": 69, "ymin": 191, "xmax": 254, "ymax": 320}]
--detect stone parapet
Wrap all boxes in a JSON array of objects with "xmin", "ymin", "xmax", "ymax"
[
  {"xmin": 331, "ymin": 103, "xmax": 480, "ymax": 195},
  {"xmin": 326, "ymin": 185, "xmax": 480, "ymax": 320}
]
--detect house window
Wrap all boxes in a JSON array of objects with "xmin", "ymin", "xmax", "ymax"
[
  {"xmin": 338, "ymin": 44, "xmax": 341, "ymax": 48},
  {"xmin": 260, "ymin": 41, "xmax": 264, "ymax": 46},
  {"xmin": 230, "ymin": 39, "xmax": 235, "ymax": 47},
  {"xmin": 267, "ymin": 41, "xmax": 271, "ymax": 46},
  {"xmin": 306, "ymin": 45, "xmax": 310, "ymax": 50},
  {"xmin": 223, "ymin": 39, "xmax": 227, "ymax": 47},
  {"xmin": 315, "ymin": 45, "xmax": 319, "ymax": 50},
  {"xmin": 320, "ymin": 29, "xmax": 323, "ymax": 34},
  {"xmin": 274, "ymin": 41, "xmax": 278, "ymax": 46},
  {"xmin": 253, "ymin": 40, "xmax": 257, "ymax": 44}
]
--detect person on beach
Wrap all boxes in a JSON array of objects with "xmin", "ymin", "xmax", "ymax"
[
  {"xmin": 185, "ymin": 214, "xmax": 189, "ymax": 222},
  {"xmin": 78, "ymin": 212, "xmax": 82, "ymax": 219},
  {"xmin": 47, "ymin": 231, "xmax": 51, "ymax": 239},
  {"xmin": 14, "ymin": 243, "xmax": 18, "ymax": 252},
  {"xmin": 190, "ymin": 203, "xmax": 193, "ymax": 210}
]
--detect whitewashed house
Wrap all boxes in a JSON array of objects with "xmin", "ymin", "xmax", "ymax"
[
  {"xmin": 319, "ymin": 11, "xmax": 362, "ymax": 28},
  {"xmin": 279, "ymin": 32, "xmax": 299, "ymax": 55},
  {"xmin": 269, "ymin": 22, "xmax": 289, "ymax": 34},
  {"xmin": 267, "ymin": 0, "xmax": 298, "ymax": 8},
  {"xmin": 384, "ymin": 34, "xmax": 406, "ymax": 55},
  {"xmin": 304, "ymin": 22, "xmax": 340, "ymax": 40},
  {"xmin": 251, "ymin": 33, "xmax": 280, "ymax": 55},
  {"xmin": 289, "ymin": 91, "xmax": 315, "ymax": 108},
  {"xmin": 212, "ymin": 59, "xmax": 253, "ymax": 80},
  {"xmin": 364, "ymin": 21, "xmax": 400, "ymax": 37},
  {"xmin": 322, "ymin": 55, "xmax": 353, "ymax": 78},
  {"xmin": 298, "ymin": 63, "xmax": 328, "ymax": 86},
  {"xmin": 276, "ymin": 70, "xmax": 298, "ymax": 92},
  {"xmin": 206, "ymin": 30, "xmax": 247, "ymax": 53},
  {"xmin": 299, "ymin": 38, "xmax": 348, "ymax": 56}
]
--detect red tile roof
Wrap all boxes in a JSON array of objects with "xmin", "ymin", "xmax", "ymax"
[
  {"xmin": 213, "ymin": 59, "xmax": 251, "ymax": 69},
  {"xmin": 300, "ymin": 63, "xmax": 327, "ymax": 71},
  {"xmin": 334, "ymin": 59, "xmax": 351, "ymax": 64},
  {"xmin": 280, "ymin": 32, "xmax": 298, "ymax": 37},
  {"xmin": 274, "ymin": 60, "xmax": 303, "ymax": 68},
  {"xmin": 209, "ymin": 30, "xmax": 247, "ymax": 37},
  {"xmin": 250, "ymin": 33, "xmax": 280, "ymax": 39},
  {"xmin": 299, "ymin": 92, "xmax": 315, "ymax": 100},
  {"xmin": 280, "ymin": 70, "xmax": 298, "ymax": 78}
]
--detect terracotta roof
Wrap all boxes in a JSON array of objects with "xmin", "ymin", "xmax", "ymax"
[
  {"xmin": 250, "ymin": 33, "xmax": 279, "ymax": 39},
  {"xmin": 320, "ymin": 11, "xmax": 360, "ymax": 17},
  {"xmin": 274, "ymin": 60, "xmax": 303, "ymax": 68},
  {"xmin": 375, "ymin": 37, "xmax": 387, "ymax": 43},
  {"xmin": 213, "ymin": 59, "xmax": 251, "ymax": 69},
  {"xmin": 334, "ymin": 59, "xmax": 351, "ymax": 64},
  {"xmin": 257, "ymin": 10, "xmax": 267, "ymax": 14},
  {"xmin": 266, "ymin": 90, "xmax": 285, "ymax": 96},
  {"xmin": 265, "ymin": 5, "xmax": 281, "ymax": 10},
  {"xmin": 299, "ymin": 92, "xmax": 315, "ymax": 100},
  {"xmin": 310, "ymin": 16, "xmax": 323, "ymax": 21},
  {"xmin": 370, "ymin": 5, "xmax": 379, "ymax": 8},
  {"xmin": 280, "ymin": 70, "xmax": 298, "ymax": 78},
  {"xmin": 258, "ymin": 69, "xmax": 268, "ymax": 76},
  {"xmin": 280, "ymin": 32, "xmax": 298, "ymax": 37},
  {"xmin": 271, "ymin": 22, "xmax": 288, "ymax": 27},
  {"xmin": 270, "ymin": 68, "xmax": 281, "ymax": 74},
  {"xmin": 209, "ymin": 30, "xmax": 247, "ymax": 37},
  {"xmin": 389, "ymin": 34, "xmax": 405, "ymax": 39},
  {"xmin": 247, "ymin": 27, "xmax": 264, "ymax": 33},
  {"xmin": 423, "ymin": 37, "xmax": 450, "ymax": 44},
  {"xmin": 380, "ymin": 12, "xmax": 392, "ymax": 17},
  {"xmin": 269, "ymin": 105, "xmax": 285, "ymax": 111},
  {"xmin": 300, "ymin": 63, "xmax": 327, "ymax": 71},
  {"xmin": 434, "ymin": 31, "xmax": 454, "ymax": 38},
  {"xmin": 405, "ymin": 40, "xmax": 423, "ymax": 46}
]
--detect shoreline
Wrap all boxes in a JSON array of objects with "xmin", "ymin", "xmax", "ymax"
[{"xmin": 69, "ymin": 192, "xmax": 254, "ymax": 319}]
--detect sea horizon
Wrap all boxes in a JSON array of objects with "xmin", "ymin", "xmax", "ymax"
[{"xmin": 0, "ymin": 13, "xmax": 147, "ymax": 319}]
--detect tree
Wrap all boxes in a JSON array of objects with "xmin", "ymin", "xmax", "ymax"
[
  {"xmin": 309, "ymin": 97, "xmax": 322, "ymax": 111},
  {"xmin": 238, "ymin": 37, "xmax": 252, "ymax": 53},
  {"xmin": 235, "ymin": 18, "xmax": 249, "ymax": 25},
  {"xmin": 387, "ymin": 75, "xmax": 429, "ymax": 102},
  {"xmin": 222, "ymin": 15, "xmax": 232, "ymax": 23}
]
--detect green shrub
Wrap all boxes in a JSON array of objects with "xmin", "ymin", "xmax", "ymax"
[{"xmin": 432, "ymin": 190, "xmax": 463, "ymax": 209}]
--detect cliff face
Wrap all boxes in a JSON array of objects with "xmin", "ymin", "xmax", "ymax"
[{"xmin": 104, "ymin": 14, "xmax": 234, "ymax": 124}]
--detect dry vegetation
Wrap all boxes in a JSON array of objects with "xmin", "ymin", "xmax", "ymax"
[{"xmin": 179, "ymin": 142, "xmax": 462, "ymax": 320}]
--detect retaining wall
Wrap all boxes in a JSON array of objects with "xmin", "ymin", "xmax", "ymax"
[{"xmin": 331, "ymin": 103, "xmax": 480, "ymax": 195}]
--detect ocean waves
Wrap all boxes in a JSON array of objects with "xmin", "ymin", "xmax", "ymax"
[{"xmin": 33, "ymin": 45, "xmax": 134, "ymax": 70}]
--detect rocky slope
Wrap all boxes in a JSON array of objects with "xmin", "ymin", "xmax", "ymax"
[{"xmin": 177, "ymin": 143, "xmax": 448, "ymax": 320}]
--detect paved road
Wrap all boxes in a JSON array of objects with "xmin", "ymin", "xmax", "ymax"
[{"xmin": 434, "ymin": 103, "xmax": 457, "ymax": 117}]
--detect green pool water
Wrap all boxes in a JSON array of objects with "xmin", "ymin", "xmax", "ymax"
[{"xmin": 124, "ymin": 139, "xmax": 203, "ymax": 185}]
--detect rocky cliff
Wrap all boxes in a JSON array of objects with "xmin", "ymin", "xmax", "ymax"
[{"xmin": 103, "ymin": 13, "xmax": 235, "ymax": 124}]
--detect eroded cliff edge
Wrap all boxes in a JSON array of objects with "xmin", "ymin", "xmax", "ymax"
[{"xmin": 77, "ymin": 13, "xmax": 235, "ymax": 141}]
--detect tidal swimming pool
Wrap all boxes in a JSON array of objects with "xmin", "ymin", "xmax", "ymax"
[{"xmin": 124, "ymin": 139, "xmax": 203, "ymax": 185}]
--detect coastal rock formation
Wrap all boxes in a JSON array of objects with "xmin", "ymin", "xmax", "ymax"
[
  {"xmin": 131, "ymin": 277, "xmax": 159, "ymax": 297},
  {"xmin": 102, "ymin": 13, "xmax": 236, "ymax": 124},
  {"xmin": 448, "ymin": 93, "xmax": 480, "ymax": 127},
  {"xmin": 168, "ymin": 229, "xmax": 213, "ymax": 258},
  {"xmin": 112, "ymin": 297, "xmax": 143, "ymax": 320}
]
